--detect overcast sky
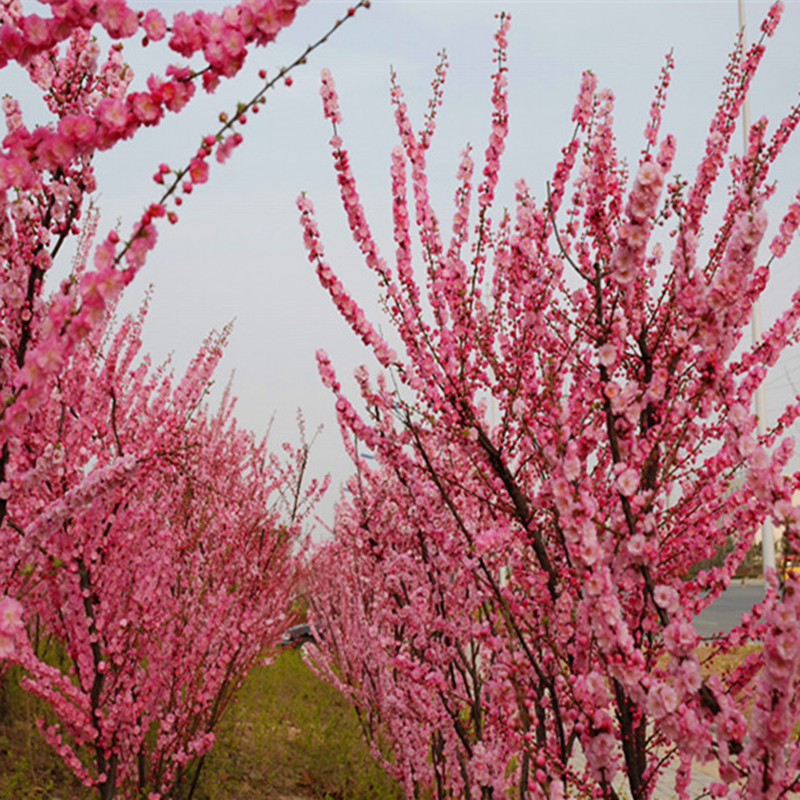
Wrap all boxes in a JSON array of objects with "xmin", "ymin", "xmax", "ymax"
[{"xmin": 16, "ymin": 0, "xmax": 800, "ymax": 530}]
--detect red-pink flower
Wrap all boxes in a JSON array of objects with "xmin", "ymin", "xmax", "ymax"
[
  {"xmin": 615, "ymin": 467, "xmax": 639, "ymax": 497},
  {"xmin": 96, "ymin": 96, "xmax": 128, "ymax": 132},
  {"xmin": 142, "ymin": 9, "xmax": 167, "ymax": 41},
  {"xmin": 96, "ymin": 0, "xmax": 139, "ymax": 39},
  {"xmin": 129, "ymin": 92, "xmax": 164, "ymax": 126},
  {"xmin": 189, "ymin": 156, "xmax": 209, "ymax": 184}
]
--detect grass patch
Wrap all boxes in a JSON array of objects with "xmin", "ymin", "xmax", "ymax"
[
  {"xmin": 186, "ymin": 647, "xmax": 402, "ymax": 800},
  {"xmin": 1, "ymin": 650, "xmax": 401, "ymax": 800},
  {"xmin": 0, "ymin": 665, "xmax": 92, "ymax": 800},
  {"xmin": 1, "ymin": 644, "xmax": 764, "ymax": 799}
]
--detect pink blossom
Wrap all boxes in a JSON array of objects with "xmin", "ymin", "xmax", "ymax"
[
  {"xmin": 572, "ymin": 70, "xmax": 597, "ymax": 127},
  {"xmin": 320, "ymin": 68, "xmax": 342, "ymax": 124},
  {"xmin": 549, "ymin": 780, "xmax": 565, "ymax": 800},
  {"xmin": 130, "ymin": 92, "xmax": 164, "ymax": 126},
  {"xmin": 769, "ymin": 193, "xmax": 800, "ymax": 259},
  {"xmin": 615, "ymin": 467, "xmax": 639, "ymax": 497},
  {"xmin": 646, "ymin": 682, "xmax": 678, "ymax": 718},
  {"xmin": 169, "ymin": 11, "xmax": 204, "ymax": 57},
  {"xmin": 598, "ymin": 342, "xmax": 617, "ymax": 367},
  {"xmin": 627, "ymin": 534, "xmax": 646, "ymax": 560},
  {"xmin": 0, "ymin": 631, "xmax": 17, "ymax": 658},
  {"xmin": 189, "ymin": 157, "xmax": 209, "ymax": 184},
  {"xmin": 761, "ymin": 1, "xmax": 784, "ymax": 35},
  {"xmin": 96, "ymin": 0, "xmax": 139, "ymax": 39},
  {"xmin": 21, "ymin": 14, "xmax": 52, "ymax": 48},
  {"xmin": 142, "ymin": 9, "xmax": 167, "ymax": 41},
  {"xmin": 674, "ymin": 657, "xmax": 702, "ymax": 694},
  {"xmin": 563, "ymin": 451, "xmax": 581, "ymax": 481},
  {"xmin": 610, "ymin": 245, "xmax": 638, "ymax": 284},
  {"xmin": 0, "ymin": 595, "xmax": 24, "ymax": 636},
  {"xmin": 653, "ymin": 584, "xmax": 679, "ymax": 614},
  {"xmin": 96, "ymin": 96, "xmax": 128, "ymax": 132},
  {"xmin": 215, "ymin": 134, "xmax": 237, "ymax": 163},
  {"xmin": 59, "ymin": 113, "xmax": 97, "ymax": 146},
  {"xmin": 636, "ymin": 160, "xmax": 663, "ymax": 188},
  {"xmin": 604, "ymin": 381, "xmax": 621, "ymax": 401},
  {"xmin": 663, "ymin": 620, "xmax": 698, "ymax": 657},
  {"xmin": 580, "ymin": 529, "xmax": 600, "ymax": 565}
]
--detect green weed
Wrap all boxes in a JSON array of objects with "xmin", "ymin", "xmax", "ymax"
[
  {"xmin": 195, "ymin": 648, "xmax": 402, "ymax": 799},
  {"xmin": 1, "ymin": 651, "xmax": 401, "ymax": 800}
]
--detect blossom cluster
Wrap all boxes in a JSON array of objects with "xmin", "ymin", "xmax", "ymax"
[
  {"xmin": 319, "ymin": 67, "xmax": 342, "ymax": 124},
  {"xmin": 0, "ymin": 594, "xmax": 23, "ymax": 658},
  {"xmin": 769, "ymin": 189, "xmax": 800, "ymax": 258},
  {"xmin": 610, "ymin": 158, "xmax": 665, "ymax": 284}
]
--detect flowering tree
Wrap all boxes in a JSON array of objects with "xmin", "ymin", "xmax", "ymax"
[
  {"xmin": 3, "ymin": 230, "xmax": 325, "ymax": 797},
  {"xmin": 302, "ymin": 4, "xmax": 800, "ymax": 799},
  {"xmin": 0, "ymin": 0, "xmax": 368, "ymax": 651},
  {"xmin": 0, "ymin": 0, "xmax": 317, "ymax": 450},
  {"xmin": 0, "ymin": 0, "xmax": 364, "ymax": 795}
]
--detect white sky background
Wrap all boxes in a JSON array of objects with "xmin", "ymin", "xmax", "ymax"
[{"xmin": 14, "ymin": 0, "xmax": 800, "ymax": 532}]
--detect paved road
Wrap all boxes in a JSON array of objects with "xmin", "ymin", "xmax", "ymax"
[{"xmin": 692, "ymin": 580, "xmax": 767, "ymax": 638}]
